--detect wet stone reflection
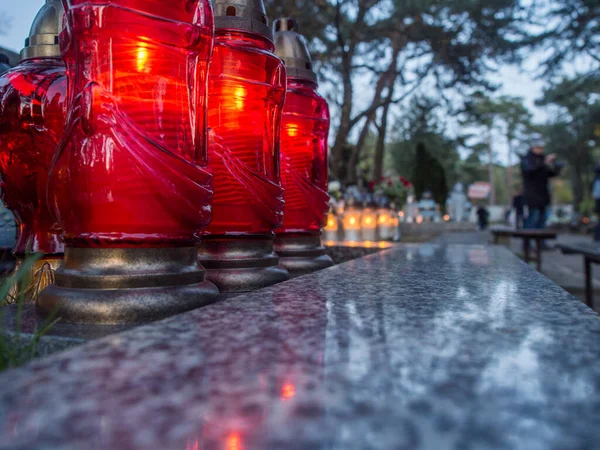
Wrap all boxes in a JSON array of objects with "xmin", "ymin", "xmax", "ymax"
[{"xmin": 0, "ymin": 245, "xmax": 599, "ymax": 449}]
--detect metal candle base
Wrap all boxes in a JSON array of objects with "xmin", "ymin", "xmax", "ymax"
[
  {"xmin": 37, "ymin": 247, "xmax": 219, "ymax": 324},
  {"xmin": 198, "ymin": 238, "xmax": 290, "ymax": 293},
  {"xmin": 274, "ymin": 235, "xmax": 333, "ymax": 277}
]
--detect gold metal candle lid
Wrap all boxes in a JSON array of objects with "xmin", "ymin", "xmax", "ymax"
[
  {"xmin": 273, "ymin": 18, "xmax": 317, "ymax": 83},
  {"xmin": 213, "ymin": 0, "xmax": 273, "ymax": 41},
  {"xmin": 20, "ymin": 0, "xmax": 65, "ymax": 61}
]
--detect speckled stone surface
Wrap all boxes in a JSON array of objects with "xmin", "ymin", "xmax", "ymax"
[
  {"xmin": 0, "ymin": 244, "xmax": 599, "ymax": 450},
  {"xmin": 325, "ymin": 244, "xmax": 385, "ymax": 265},
  {"xmin": 1, "ymin": 304, "xmax": 136, "ymax": 360}
]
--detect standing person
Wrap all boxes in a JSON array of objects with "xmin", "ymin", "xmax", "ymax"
[
  {"xmin": 521, "ymin": 139, "xmax": 561, "ymax": 230},
  {"xmin": 477, "ymin": 205, "xmax": 489, "ymax": 230},
  {"xmin": 593, "ymin": 165, "xmax": 600, "ymax": 243},
  {"xmin": 512, "ymin": 191, "xmax": 525, "ymax": 229},
  {"xmin": 0, "ymin": 54, "xmax": 11, "ymax": 75}
]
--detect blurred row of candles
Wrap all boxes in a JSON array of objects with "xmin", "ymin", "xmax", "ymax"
[{"xmin": 324, "ymin": 207, "xmax": 401, "ymax": 244}]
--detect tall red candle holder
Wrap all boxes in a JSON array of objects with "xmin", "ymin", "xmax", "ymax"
[
  {"xmin": 198, "ymin": 0, "xmax": 289, "ymax": 292},
  {"xmin": 0, "ymin": 0, "xmax": 66, "ymax": 299},
  {"xmin": 37, "ymin": 0, "xmax": 219, "ymax": 323},
  {"xmin": 273, "ymin": 19, "xmax": 333, "ymax": 276}
]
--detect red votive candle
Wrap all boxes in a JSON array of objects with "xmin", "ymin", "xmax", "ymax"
[
  {"xmin": 198, "ymin": 0, "xmax": 289, "ymax": 292},
  {"xmin": 50, "ymin": 0, "xmax": 214, "ymax": 246},
  {"xmin": 37, "ymin": 0, "xmax": 219, "ymax": 324},
  {"xmin": 0, "ymin": 0, "xmax": 66, "ymax": 257},
  {"xmin": 0, "ymin": 0, "xmax": 67, "ymax": 299},
  {"xmin": 273, "ymin": 18, "xmax": 333, "ymax": 276}
]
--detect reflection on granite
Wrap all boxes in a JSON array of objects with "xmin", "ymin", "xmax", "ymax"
[
  {"xmin": 325, "ymin": 243, "xmax": 387, "ymax": 265},
  {"xmin": 0, "ymin": 244, "xmax": 599, "ymax": 450},
  {"xmin": 1, "ymin": 304, "xmax": 136, "ymax": 359}
]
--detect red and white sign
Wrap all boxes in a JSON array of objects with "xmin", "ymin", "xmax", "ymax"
[{"xmin": 468, "ymin": 182, "xmax": 492, "ymax": 200}]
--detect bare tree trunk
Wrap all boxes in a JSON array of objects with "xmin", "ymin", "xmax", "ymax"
[
  {"xmin": 373, "ymin": 83, "xmax": 395, "ymax": 181},
  {"xmin": 344, "ymin": 34, "xmax": 405, "ymax": 185},
  {"xmin": 488, "ymin": 130, "xmax": 496, "ymax": 206},
  {"xmin": 329, "ymin": 62, "xmax": 354, "ymax": 181},
  {"xmin": 328, "ymin": 0, "xmax": 375, "ymax": 181}
]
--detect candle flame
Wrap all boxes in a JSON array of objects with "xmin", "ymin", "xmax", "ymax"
[
  {"xmin": 378, "ymin": 215, "xmax": 389, "ymax": 225},
  {"xmin": 286, "ymin": 123, "xmax": 300, "ymax": 137},
  {"xmin": 227, "ymin": 432, "xmax": 242, "ymax": 450},
  {"xmin": 136, "ymin": 44, "xmax": 149, "ymax": 73},
  {"xmin": 281, "ymin": 383, "xmax": 296, "ymax": 400},
  {"xmin": 233, "ymin": 86, "xmax": 246, "ymax": 110}
]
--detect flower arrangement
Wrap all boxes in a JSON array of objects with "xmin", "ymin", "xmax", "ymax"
[{"xmin": 369, "ymin": 176, "xmax": 413, "ymax": 209}]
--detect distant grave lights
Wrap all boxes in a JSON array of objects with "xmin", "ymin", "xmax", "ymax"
[
  {"xmin": 377, "ymin": 209, "xmax": 395, "ymax": 241},
  {"xmin": 360, "ymin": 207, "xmax": 378, "ymax": 242},
  {"xmin": 342, "ymin": 207, "xmax": 363, "ymax": 242},
  {"xmin": 324, "ymin": 211, "xmax": 339, "ymax": 242}
]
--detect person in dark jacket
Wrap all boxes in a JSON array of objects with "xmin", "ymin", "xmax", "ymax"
[
  {"xmin": 521, "ymin": 140, "xmax": 561, "ymax": 230},
  {"xmin": 593, "ymin": 165, "xmax": 600, "ymax": 242},
  {"xmin": 477, "ymin": 205, "xmax": 489, "ymax": 230},
  {"xmin": 0, "ymin": 54, "xmax": 11, "ymax": 75}
]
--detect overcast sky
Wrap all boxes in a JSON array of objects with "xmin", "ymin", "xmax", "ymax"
[{"xmin": 1, "ymin": 0, "xmax": 42, "ymax": 54}]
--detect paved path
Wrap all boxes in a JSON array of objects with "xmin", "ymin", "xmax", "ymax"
[
  {"xmin": 431, "ymin": 230, "xmax": 600, "ymax": 312},
  {"xmin": 430, "ymin": 230, "xmax": 490, "ymax": 245}
]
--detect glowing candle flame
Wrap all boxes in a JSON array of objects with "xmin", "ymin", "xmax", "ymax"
[
  {"xmin": 281, "ymin": 382, "xmax": 296, "ymax": 400},
  {"xmin": 233, "ymin": 86, "xmax": 246, "ymax": 110},
  {"xmin": 286, "ymin": 123, "xmax": 299, "ymax": 137},
  {"xmin": 136, "ymin": 44, "xmax": 149, "ymax": 73},
  {"xmin": 227, "ymin": 432, "xmax": 243, "ymax": 450}
]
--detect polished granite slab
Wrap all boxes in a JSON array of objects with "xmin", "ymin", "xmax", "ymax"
[
  {"xmin": 0, "ymin": 244, "xmax": 599, "ymax": 450},
  {"xmin": 0, "ymin": 245, "xmax": 386, "ymax": 360}
]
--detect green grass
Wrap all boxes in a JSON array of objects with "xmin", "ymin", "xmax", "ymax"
[{"xmin": 0, "ymin": 253, "xmax": 60, "ymax": 371}]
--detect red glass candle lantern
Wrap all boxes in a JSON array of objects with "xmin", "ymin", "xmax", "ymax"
[
  {"xmin": 37, "ymin": 0, "xmax": 218, "ymax": 323},
  {"xmin": 273, "ymin": 19, "xmax": 333, "ymax": 275},
  {"xmin": 198, "ymin": 0, "xmax": 289, "ymax": 292},
  {"xmin": 0, "ymin": 0, "xmax": 66, "ymax": 298}
]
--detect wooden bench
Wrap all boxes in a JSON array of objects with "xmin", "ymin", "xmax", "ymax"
[
  {"xmin": 490, "ymin": 227, "xmax": 558, "ymax": 272},
  {"xmin": 558, "ymin": 243, "xmax": 600, "ymax": 309}
]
